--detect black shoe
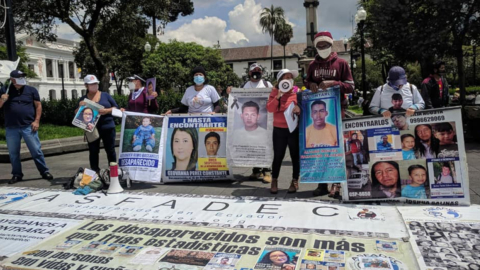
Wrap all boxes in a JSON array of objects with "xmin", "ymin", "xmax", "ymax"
[
  {"xmin": 8, "ymin": 176, "xmax": 22, "ymax": 184},
  {"xmin": 42, "ymin": 172, "xmax": 54, "ymax": 180},
  {"xmin": 312, "ymin": 184, "xmax": 329, "ymax": 196}
]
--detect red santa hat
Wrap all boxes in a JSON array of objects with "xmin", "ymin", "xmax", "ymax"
[{"xmin": 314, "ymin": 31, "xmax": 333, "ymax": 46}]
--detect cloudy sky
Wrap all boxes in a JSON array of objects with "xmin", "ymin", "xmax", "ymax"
[{"xmin": 57, "ymin": 0, "xmax": 359, "ymax": 48}]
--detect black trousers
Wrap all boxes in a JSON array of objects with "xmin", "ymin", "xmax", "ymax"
[
  {"xmin": 88, "ymin": 127, "xmax": 117, "ymax": 172},
  {"xmin": 272, "ymin": 127, "xmax": 299, "ymax": 179}
]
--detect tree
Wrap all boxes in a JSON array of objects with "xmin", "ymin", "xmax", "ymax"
[
  {"xmin": 141, "ymin": 40, "xmax": 241, "ymax": 92},
  {"xmin": 361, "ymin": 0, "xmax": 480, "ymax": 104},
  {"xmin": 13, "ymin": 0, "xmax": 193, "ymax": 92},
  {"xmin": 260, "ymin": 5, "xmax": 285, "ymax": 73},
  {"xmin": 274, "ymin": 21, "xmax": 293, "ymax": 69},
  {"xmin": 0, "ymin": 44, "xmax": 37, "ymax": 79}
]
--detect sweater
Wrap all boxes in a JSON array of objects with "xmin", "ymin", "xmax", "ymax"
[
  {"xmin": 266, "ymin": 87, "xmax": 298, "ymax": 128},
  {"xmin": 127, "ymin": 88, "xmax": 159, "ymax": 113},
  {"xmin": 369, "ymin": 83, "xmax": 425, "ymax": 115}
]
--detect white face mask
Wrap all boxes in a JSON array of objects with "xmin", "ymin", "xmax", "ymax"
[
  {"xmin": 316, "ymin": 47, "xmax": 332, "ymax": 59},
  {"xmin": 128, "ymin": 82, "xmax": 136, "ymax": 91},
  {"xmin": 14, "ymin": 78, "xmax": 27, "ymax": 85}
]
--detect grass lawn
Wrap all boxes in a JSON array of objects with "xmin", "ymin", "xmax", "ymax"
[
  {"xmin": 348, "ymin": 105, "xmax": 364, "ymax": 115},
  {"xmin": 0, "ymin": 124, "xmax": 122, "ymax": 144}
]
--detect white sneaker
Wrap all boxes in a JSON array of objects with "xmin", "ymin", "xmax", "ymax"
[
  {"xmin": 146, "ymin": 145, "xmax": 152, "ymax": 152},
  {"xmin": 133, "ymin": 145, "xmax": 141, "ymax": 151}
]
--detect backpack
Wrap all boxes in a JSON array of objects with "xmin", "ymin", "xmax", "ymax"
[
  {"xmin": 241, "ymin": 79, "xmax": 269, "ymax": 88},
  {"xmin": 362, "ymin": 84, "xmax": 414, "ymax": 116}
]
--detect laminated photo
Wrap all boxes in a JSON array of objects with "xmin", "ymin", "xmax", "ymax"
[
  {"xmin": 72, "ymin": 99, "xmax": 104, "ymax": 132},
  {"xmin": 254, "ymin": 246, "xmax": 301, "ymax": 270}
]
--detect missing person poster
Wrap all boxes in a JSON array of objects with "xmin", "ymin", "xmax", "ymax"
[
  {"xmin": 72, "ymin": 99, "xmax": 104, "ymax": 132},
  {"xmin": 341, "ymin": 107, "xmax": 470, "ymax": 205},
  {"xmin": 0, "ymin": 219, "xmax": 419, "ymax": 269},
  {"xmin": 118, "ymin": 112, "xmax": 166, "ymax": 183},
  {"xmin": 227, "ymin": 88, "xmax": 274, "ymax": 168},
  {"xmin": 162, "ymin": 115, "xmax": 232, "ymax": 182},
  {"xmin": 299, "ymin": 87, "xmax": 347, "ymax": 183}
]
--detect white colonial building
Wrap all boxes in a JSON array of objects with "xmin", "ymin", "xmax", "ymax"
[{"xmin": 16, "ymin": 35, "xmax": 118, "ymax": 100}]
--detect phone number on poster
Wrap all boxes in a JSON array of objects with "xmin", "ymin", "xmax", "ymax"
[{"xmin": 409, "ymin": 116, "xmax": 445, "ymax": 123}]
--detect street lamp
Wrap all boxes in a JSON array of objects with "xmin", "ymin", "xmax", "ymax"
[
  {"xmin": 155, "ymin": 42, "xmax": 160, "ymax": 51},
  {"xmin": 356, "ymin": 6, "xmax": 367, "ymax": 100},
  {"xmin": 144, "ymin": 41, "xmax": 151, "ymax": 52},
  {"xmin": 343, "ymin": 36, "xmax": 348, "ymax": 52}
]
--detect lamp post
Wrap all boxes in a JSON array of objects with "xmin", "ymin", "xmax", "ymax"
[
  {"xmin": 356, "ymin": 6, "xmax": 367, "ymax": 100},
  {"xmin": 343, "ymin": 36, "xmax": 348, "ymax": 52},
  {"xmin": 144, "ymin": 41, "xmax": 152, "ymax": 52}
]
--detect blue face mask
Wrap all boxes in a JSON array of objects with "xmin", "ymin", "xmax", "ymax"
[
  {"xmin": 194, "ymin": 75, "xmax": 205, "ymax": 85},
  {"xmin": 388, "ymin": 82, "xmax": 401, "ymax": 91}
]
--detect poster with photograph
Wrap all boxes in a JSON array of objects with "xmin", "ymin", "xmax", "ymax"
[
  {"xmin": 118, "ymin": 112, "xmax": 166, "ymax": 183},
  {"xmin": 342, "ymin": 107, "xmax": 470, "ymax": 205},
  {"xmin": 71, "ymin": 99, "xmax": 104, "ymax": 132},
  {"xmin": 145, "ymin": 77, "xmax": 156, "ymax": 100},
  {"xmin": 157, "ymin": 249, "xmax": 215, "ymax": 270},
  {"xmin": 204, "ymin": 253, "xmax": 242, "ymax": 269},
  {"xmin": 227, "ymin": 88, "xmax": 274, "ymax": 168},
  {"xmin": 299, "ymin": 87, "xmax": 346, "ymax": 183},
  {"xmin": 162, "ymin": 115, "xmax": 232, "ymax": 182},
  {"xmin": 254, "ymin": 246, "xmax": 301, "ymax": 270}
]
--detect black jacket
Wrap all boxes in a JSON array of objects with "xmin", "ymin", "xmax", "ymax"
[{"xmin": 420, "ymin": 76, "xmax": 449, "ymax": 109}]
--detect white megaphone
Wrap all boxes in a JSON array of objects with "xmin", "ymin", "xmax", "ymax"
[{"xmin": 107, "ymin": 162, "xmax": 124, "ymax": 194}]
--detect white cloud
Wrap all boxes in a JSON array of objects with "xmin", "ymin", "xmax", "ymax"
[
  {"xmin": 54, "ymin": 23, "xmax": 81, "ymax": 42},
  {"xmin": 195, "ymin": 0, "xmax": 237, "ymax": 7},
  {"xmin": 158, "ymin": 16, "xmax": 249, "ymax": 47},
  {"xmin": 227, "ymin": 0, "xmax": 270, "ymax": 46}
]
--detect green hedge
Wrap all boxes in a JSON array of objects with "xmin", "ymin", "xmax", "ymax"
[
  {"xmin": 0, "ymin": 90, "xmax": 184, "ymax": 128},
  {"xmin": 448, "ymin": 86, "xmax": 480, "ymax": 94}
]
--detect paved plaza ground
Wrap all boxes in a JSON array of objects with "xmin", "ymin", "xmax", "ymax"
[{"xmin": 1, "ymin": 142, "xmax": 479, "ymax": 204}]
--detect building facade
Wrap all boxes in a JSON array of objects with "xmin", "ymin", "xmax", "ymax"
[{"xmin": 17, "ymin": 35, "xmax": 119, "ymax": 101}]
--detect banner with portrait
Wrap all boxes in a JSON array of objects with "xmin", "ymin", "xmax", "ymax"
[
  {"xmin": 341, "ymin": 107, "xmax": 470, "ymax": 205},
  {"xmin": 118, "ymin": 112, "xmax": 166, "ymax": 183},
  {"xmin": 145, "ymin": 77, "xmax": 156, "ymax": 102},
  {"xmin": 226, "ymin": 88, "xmax": 274, "ymax": 168},
  {"xmin": 71, "ymin": 99, "xmax": 103, "ymax": 132},
  {"xmin": 162, "ymin": 115, "xmax": 232, "ymax": 182},
  {"xmin": 299, "ymin": 87, "xmax": 347, "ymax": 183},
  {"xmin": 0, "ymin": 219, "xmax": 419, "ymax": 270}
]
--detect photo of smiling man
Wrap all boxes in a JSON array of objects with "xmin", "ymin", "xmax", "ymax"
[{"xmin": 305, "ymin": 100, "xmax": 338, "ymax": 148}]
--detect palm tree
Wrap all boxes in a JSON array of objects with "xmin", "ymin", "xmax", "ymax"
[
  {"xmin": 274, "ymin": 21, "xmax": 293, "ymax": 69},
  {"xmin": 260, "ymin": 5, "xmax": 285, "ymax": 73}
]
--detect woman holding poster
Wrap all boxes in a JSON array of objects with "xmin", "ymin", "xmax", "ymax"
[
  {"xmin": 165, "ymin": 66, "xmax": 220, "ymax": 114},
  {"xmin": 169, "ymin": 128, "xmax": 198, "ymax": 171},
  {"xmin": 266, "ymin": 69, "xmax": 301, "ymax": 194},
  {"xmin": 125, "ymin": 75, "xmax": 158, "ymax": 113},
  {"xmin": 76, "ymin": 75, "xmax": 119, "ymax": 173}
]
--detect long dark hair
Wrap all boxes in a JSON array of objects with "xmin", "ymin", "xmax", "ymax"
[
  {"xmin": 258, "ymin": 250, "xmax": 291, "ymax": 265},
  {"xmin": 170, "ymin": 128, "xmax": 198, "ymax": 171},
  {"xmin": 371, "ymin": 161, "xmax": 401, "ymax": 189},
  {"xmin": 79, "ymin": 107, "xmax": 94, "ymax": 123},
  {"xmin": 414, "ymin": 124, "xmax": 439, "ymax": 157}
]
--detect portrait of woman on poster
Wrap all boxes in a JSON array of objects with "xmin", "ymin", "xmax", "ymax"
[
  {"xmin": 169, "ymin": 128, "xmax": 198, "ymax": 171},
  {"xmin": 78, "ymin": 107, "xmax": 95, "ymax": 131},
  {"xmin": 258, "ymin": 250, "xmax": 293, "ymax": 267},
  {"xmin": 370, "ymin": 161, "xmax": 402, "ymax": 198},
  {"xmin": 414, "ymin": 124, "xmax": 440, "ymax": 158}
]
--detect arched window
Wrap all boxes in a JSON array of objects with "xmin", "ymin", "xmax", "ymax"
[
  {"xmin": 49, "ymin": 89, "xmax": 56, "ymax": 100},
  {"xmin": 81, "ymin": 89, "xmax": 86, "ymax": 96},
  {"xmin": 72, "ymin": 89, "xmax": 78, "ymax": 99}
]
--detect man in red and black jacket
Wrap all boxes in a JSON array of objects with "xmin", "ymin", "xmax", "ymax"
[
  {"xmin": 420, "ymin": 61, "xmax": 449, "ymax": 109},
  {"xmin": 305, "ymin": 31, "xmax": 354, "ymax": 197}
]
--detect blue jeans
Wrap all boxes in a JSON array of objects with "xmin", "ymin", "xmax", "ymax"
[
  {"xmin": 352, "ymin": 152, "xmax": 364, "ymax": 166},
  {"xmin": 6, "ymin": 125, "xmax": 50, "ymax": 177}
]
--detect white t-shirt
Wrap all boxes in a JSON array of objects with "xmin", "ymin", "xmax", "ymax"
[
  {"xmin": 243, "ymin": 80, "xmax": 273, "ymax": 89},
  {"xmin": 181, "ymin": 85, "xmax": 220, "ymax": 113},
  {"xmin": 233, "ymin": 126, "xmax": 268, "ymax": 146}
]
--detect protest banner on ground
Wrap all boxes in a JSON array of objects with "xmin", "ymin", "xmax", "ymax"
[
  {"xmin": 0, "ymin": 187, "xmax": 46, "ymax": 207},
  {"xmin": 71, "ymin": 99, "xmax": 103, "ymax": 132},
  {"xmin": 299, "ymin": 87, "xmax": 347, "ymax": 183},
  {"xmin": 118, "ymin": 112, "xmax": 166, "ymax": 183},
  {"xmin": 0, "ymin": 188, "xmax": 410, "ymax": 239},
  {"xmin": 0, "ymin": 219, "xmax": 419, "ymax": 269},
  {"xmin": 341, "ymin": 107, "xmax": 471, "ymax": 205},
  {"xmin": 162, "ymin": 115, "xmax": 232, "ymax": 182},
  {"xmin": 398, "ymin": 205, "xmax": 480, "ymax": 269},
  {"xmin": 227, "ymin": 88, "xmax": 273, "ymax": 168},
  {"xmin": 0, "ymin": 214, "xmax": 80, "ymax": 260}
]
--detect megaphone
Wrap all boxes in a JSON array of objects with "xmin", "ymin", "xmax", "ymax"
[{"xmin": 107, "ymin": 162, "xmax": 124, "ymax": 194}]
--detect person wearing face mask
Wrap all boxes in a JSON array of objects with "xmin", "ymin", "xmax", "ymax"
[
  {"xmin": 369, "ymin": 66, "xmax": 425, "ymax": 117},
  {"xmin": 0, "ymin": 70, "xmax": 54, "ymax": 184},
  {"xmin": 421, "ymin": 61, "xmax": 449, "ymax": 109},
  {"xmin": 125, "ymin": 74, "xmax": 158, "ymax": 113},
  {"xmin": 266, "ymin": 69, "xmax": 301, "ymax": 194},
  {"xmin": 304, "ymin": 31, "xmax": 354, "ymax": 197},
  {"xmin": 165, "ymin": 66, "xmax": 220, "ymax": 114},
  {"xmin": 76, "ymin": 74, "xmax": 119, "ymax": 173}
]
